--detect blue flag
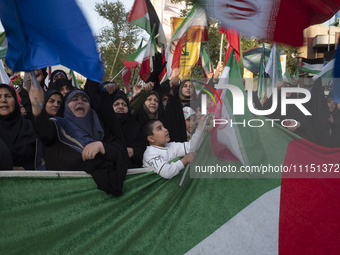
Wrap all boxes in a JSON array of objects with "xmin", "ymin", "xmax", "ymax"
[{"xmin": 0, "ymin": 0, "xmax": 103, "ymax": 82}]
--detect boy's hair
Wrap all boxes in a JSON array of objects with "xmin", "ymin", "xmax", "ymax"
[{"xmin": 142, "ymin": 119, "xmax": 160, "ymax": 142}]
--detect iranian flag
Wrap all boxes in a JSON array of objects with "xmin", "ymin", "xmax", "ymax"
[
  {"xmin": 139, "ymin": 35, "xmax": 157, "ymax": 82},
  {"xmin": 121, "ymin": 67, "xmax": 132, "ymax": 90},
  {"xmin": 199, "ymin": 0, "xmax": 340, "ymax": 46},
  {"xmin": 165, "ymin": 4, "xmax": 208, "ymax": 79},
  {"xmin": 197, "ymin": 44, "xmax": 214, "ymax": 82},
  {"xmin": 122, "ymin": 44, "xmax": 146, "ymax": 70},
  {"xmin": 300, "ymin": 58, "xmax": 324, "ymax": 74},
  {"xmin": 128, "ymin": 0, "xmax": 166, "ymax": 46}
]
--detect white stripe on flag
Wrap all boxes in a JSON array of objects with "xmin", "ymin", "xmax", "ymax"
[
  {"xmin": 312, "ymin": 59, "xmax": 335, "ymax": 80},
  {"xmin": 186, "ymin": 187, "xmax": 281, "ymax": 255}
]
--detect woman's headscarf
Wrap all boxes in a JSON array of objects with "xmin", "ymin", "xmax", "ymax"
[
  {"xmin": 179, "ymin": 79, "xmax": 194, "ymax": 105},
  {"xmin": 62, "ymin": 89, "xmax": 104, "ymax": 142},
  {"xmin": 0, "ymin": 84, "xmax": 36, "ymax": 168},
  {"xmin": 48, "ymin": 69, "xmax": 67, "ymax": 87},
  {"xmin": 142, "ymin": 91, "xmax": 159, "ymax": 120}
]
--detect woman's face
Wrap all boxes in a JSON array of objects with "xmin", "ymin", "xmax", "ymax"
[
  {"xmin": 145, "ymin": 94, "xmax": 159, "ymax": 113},
  {"xmin": 0, "ymin": 87, "xmax": 15, "ymax": 116},
  {"xmin": 45, "ymin": 94, "xmax": 62, "ymax": 116},
  {"xmin": 328, "ymin": 100, "xmax": 336, "ymax": 112},
  {"xmin": 182, "ymin": 81, "xmax": 193, "ymax": 97},
  {"xmin": 60, "ymin": 85, "xmax": 71, "ymax": 97},
  {"xmin": 113, "ymin": 98, "xmax": 128, "ymax": 113},
  {"xmin": 67, "ymin": 93, "xmax": 90, "ymax": 117}
]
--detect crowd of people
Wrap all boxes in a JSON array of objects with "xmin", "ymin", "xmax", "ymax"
[{"xmin": 0, "ymin": 53, "xmax": 339, "ymax": 195}]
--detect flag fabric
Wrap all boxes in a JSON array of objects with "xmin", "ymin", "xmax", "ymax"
[
  {"xmin": 300, "ymin": 58, "xmax": 324, "ymax": 74},
  {"xmin": 257, "ymin": 44, "xmax": 268, "ymax": 100},
  {"xmin": 312, "ymin": 58, "xmax": 334, "ymax": 85},
  {"xmin": 68, "ymin": 70, "xmax": 80, "ymax": 89},
  {"xmin": 165, "ymin": 5, "xmax": 208, "ymax": 79},
  {"xmin": 139, "ymin": 35, "xmax": 157, "ymax": 82},
  {"xmin": 199, "ymin": 0, "xmax": 340, "ymax": 46},
  {"xmin": 219, "ymin": 26, "xmax": 240, "ymax": 63},
  {"xmin": 283, "ymin": 69, "xmax": 292, "ymax": 83},
  {"xmin": 243, "ymin": 44, "xmax": 271, "ymax": 74},
  {"xmin": 0, "ymin": 32, "xmax": 7, "ymax": 59},
  {"xmin": 0, "ymin": 0, "xmax": 103, "ymax": 82},
  {"xmin": 122, "ymin": 67, "xmax": 132, "ymax": 92},
  {"xmin": 122, "ymin": 45, "xmax": 147, "ymax": 69},
  {"xmin": 198, "ymin": 44, "xmax": 214, "ymax": 82},
  {"xmin": 128, "ymin": 0, "xmax": 167, "ymax": 46},
  {"xmin": 265, "ymin": 43, "xmax": 283, "ymax": 94}
]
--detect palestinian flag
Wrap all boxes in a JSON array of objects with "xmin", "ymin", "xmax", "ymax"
[
  {"xmin": 312, "ymin": 58, "xmax": 334, "ymax": 85},
  {"xmin": 300, "ymin": 58, "xmax": 324, "ymax": 74},
  {"xmin": 0, "ymin": 32, "xmax": 7, "ymax": 59},
  {"xmin": 243, "ymin": 44, "xmax": 271, "ymax": 74},
  {"xmin": 165, "ymin": 4, "xmax": 208, "ymax": 79},
  {"xmin": 197, "ymin": 44, "xmax": 214, "ymax": 82},
  {"xmin": 128, "ymin": 0, "xmax": 166, "ymax": 46},
  {"xmin": 199, "ymin": 0, "xmax": 340, "ymax": 46}
]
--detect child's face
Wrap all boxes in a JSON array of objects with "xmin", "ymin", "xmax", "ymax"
[
  {"xmin": 185, "ymin": 116, "xmax": 196, "ymax": 133},
  {"xmin": 149, "ymin": 121, "xmax": 170, "ymax": 147}
]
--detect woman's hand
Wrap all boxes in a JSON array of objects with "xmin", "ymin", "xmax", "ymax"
[
  {"xmin": 81, "ymin": 141, "xmax": 105, "ymax": 161},
  {"xmin": 27, "ymin": 73, "xmax": 45, "ymax": 116}
]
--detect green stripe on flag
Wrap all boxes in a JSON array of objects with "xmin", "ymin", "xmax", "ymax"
[{"xmin": 0, "ymin": 172, "xmax": 280, "ymax": 254}]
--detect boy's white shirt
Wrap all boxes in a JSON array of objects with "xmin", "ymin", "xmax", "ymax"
[{"xmin": 143, "ymin": 128, "xmax": 204, "ymax": 179}]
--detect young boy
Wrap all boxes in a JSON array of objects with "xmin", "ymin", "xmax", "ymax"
[{"xmin": 142, "ymin": 116, "xmax": 206, "ymax": 179}]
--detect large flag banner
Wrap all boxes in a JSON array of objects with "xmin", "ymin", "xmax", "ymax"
[
  {"xmin": 199, "ymin": 0, "xmax": 340, "ymax": 46},
  {"xmin": 0, "ymin": 0, "xmax": 103, "ymax": 83},
  {"xmin": 300, "ymin": 58, "xmax": 324, "ymax": 74},
  {"xmin": 128, "ymin": 0, "xmax": 167, "ymax": 46},
  {"xmin": 165, "ymin": 5, "xmax": 208, "ymax": 80},
  {"xmin": 0, "ymin": 32, "xmax": 7, "ymax": 59}
]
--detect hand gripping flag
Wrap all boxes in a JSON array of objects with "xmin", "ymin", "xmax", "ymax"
[{"xmin": 0, "ymin": 0, "xmax": 103, "ymax": 82}]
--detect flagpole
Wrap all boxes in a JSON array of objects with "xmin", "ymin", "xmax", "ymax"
[
  {"xmin": 179, "ymin": 164, "xmax": 189, "ymax": 186},
  {"xmin": 219, "ymin": 33, "xmax": 224, "ymax": 63},
  {"xmin": 109, "ymin": 22, "xmax": 128, "ymax": 79},
  {"xmin": 111, "ymin": 67, "xmax": 125, "ymax": 82}
]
